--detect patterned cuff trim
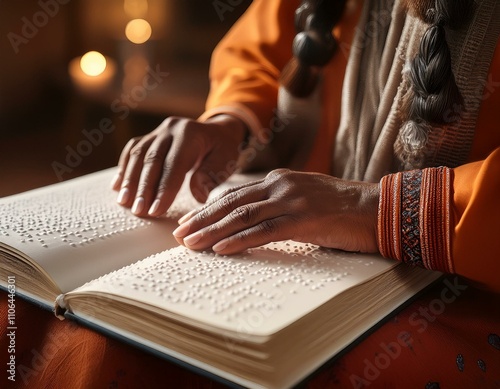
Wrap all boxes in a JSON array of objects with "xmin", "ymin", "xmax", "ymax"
[{"xmin": 378, "ymin": 167, "xmax": 454, "ymax": 273}]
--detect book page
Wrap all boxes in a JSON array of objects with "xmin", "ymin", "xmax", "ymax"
[
  {"xmin": 66, "ymin": 242, "xmax": 398, "ymax": 336},
  {"xmin": 0, "ymin": 168, "xmax": 200, "ymax": 293}
]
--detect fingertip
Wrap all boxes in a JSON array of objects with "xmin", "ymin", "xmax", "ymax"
[
  {"xmin": 117, "ymin": 187, "xmax": 130, "ymax": 205},
  {"xmin": 172, "ymin": 222, "xmax": 190, "ymax": 238},
  {"xmin": 110, "ymin": 173, "xmax": 121, "ymax": 190},
  {"xmin": 178, "ymin": 209, "xmax": 196, "ymax": 224},
  {"xmin": 131, "ymin": 197, "xmax": 145, "ymax": 215},
  {"xmin": 183, "ymin": 231, "xmax": 202, "ymax": 247},
  {"xmin": 174, "ymin": 235, "xmax": 185, "ymax": 247},
  {"xmin": 148, "ymin": 199, "xmax": 161, "ymax": 216},
  {"xmin": 212, "ymin": 239, "xmax": 229, "ymax": 253}
]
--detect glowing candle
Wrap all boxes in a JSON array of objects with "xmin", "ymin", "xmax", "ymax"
[
  {"xmin": 125, "ymin": 19, "xmax": 152, "ymax": 44},
  {"xmin": 69, "ymin": 51, "xmax": 117, "ymax": 92},
  {"xmin": 80, "ymin": 51, "xmax": 107, "ymax": 76}
]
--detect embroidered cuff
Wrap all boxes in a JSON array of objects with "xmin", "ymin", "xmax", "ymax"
[{"xmin": 378, "ymin": 167, "xmax": 454, "ymax": 273}]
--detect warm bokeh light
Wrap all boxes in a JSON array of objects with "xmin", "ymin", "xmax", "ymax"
[
  {"xmin": 80, "ymin": 51, "xmax": 107, "ymax": 76},
  {"xmin": 125, "ymin": 19, "xmax": 152, "ymax": 44},
  {"xmin": 124, "ymin": 0, "xmax": 148, "ymax": 18}
]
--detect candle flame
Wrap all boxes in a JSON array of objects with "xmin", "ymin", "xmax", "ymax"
[
  {"xmin": 125, "ymin": 19, "xmax": 152, "ymax": 44},
  {"xmin": 80, "ymin": 51, "xmax": 107, "ymax": 77}
]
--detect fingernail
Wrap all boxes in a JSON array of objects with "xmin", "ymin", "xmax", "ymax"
[
  {"xmin": 183, "ymin": 231, "xmax": 202, "ymax": 247},
  {"xmin": 148, "ymin": 199, "xmax": 161, "ymax": 216},
  {"xmin": 212, "ymin": 239, "xmax": 228, "ymax": 253},
  {"xmin": 117, "ymin": 188, "xmax": 130, "ymax": 205},
  {"xmin": 110, "ymin": 174, "xmax": 121, "ymax": 190},
  {"xmin": 178, "ymin": 209, "xmax": 196, "ymax": 224},
  {"xmin": 172, "ymin": 223, "xmax": 190, "ymax": 238},
  {"xmin": 131, "ymin": 197, "xmax": 145, "ymax": 215}
]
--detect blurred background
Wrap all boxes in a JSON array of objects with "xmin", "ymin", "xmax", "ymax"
[{"xmin": 0, "ymin": 0, "xmax": 251, "ymax": 197}]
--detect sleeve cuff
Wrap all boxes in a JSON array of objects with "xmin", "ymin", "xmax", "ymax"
[{"xmin": 378, "ymin": 167, "xmax": 454, "ymax": 273}]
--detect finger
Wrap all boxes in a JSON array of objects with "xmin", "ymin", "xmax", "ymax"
[
  {"xmin": 178, "ymin": 178, "xmax": 265, "ymax": 225},
  {"xmin": 130, "ymin": 132, "xmax": 173, "ymax": 216},
  {"xmin": 212, "ymin": 215, "xmax": 294, "ymax": 255},
  {"xmin": 147, "ymin": 132, "xmax": 202, "ymax": 216},
  {"xmin": 181, "ymin": 199, "xmax": 282, "ymax": 250},
  {"xmin": 173, "ymin": 181, "xmax": 267, "ymax": 239},
  {"xmin": 111, "ymin": 137, "xmax": 141, "ymax": 191},
  {"xmin": 116, "ymin": 135, "xmax": 156, "ymax": 208},
  {"xmin": 189, "ymin": 148, "xmax": 238, "ymax": 204}
]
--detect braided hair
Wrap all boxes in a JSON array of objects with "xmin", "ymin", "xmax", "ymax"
[
  {"xmin": 282, "ymin": 0, "xmax": 475, "ymax": 169},
  {"xmin": 280, "ymin": 0, "xmax": 348, "ymax": 97},
  {"xmin": 396, "ymin": 0, "xmax": 474, "ymax": 168}
]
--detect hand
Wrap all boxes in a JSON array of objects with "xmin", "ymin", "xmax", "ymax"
[
  {"xmin": 172, "ymin": 169, "xmax": 380, "ymax": 254},
  {"xmin": 111, "ymin": 115, "xmax": 247, "ymax": 217}
]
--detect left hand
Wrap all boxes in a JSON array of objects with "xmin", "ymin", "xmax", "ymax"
[{"xmin": 172, "ymin": 169, "xmax": 380, "ymax": 255}]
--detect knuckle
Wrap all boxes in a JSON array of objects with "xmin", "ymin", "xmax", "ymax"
[
  {"xmin": 161, "ymin": 161, "xmax": 174, "ymax": 177},
  {"xmin": 259, "ymin": 219, "xmax": 277, "ymax": 236},
  {"xmin": 266, "ymin": 168, "xmax": 291, "ymax": 181},
  {"xmin": 216, "ymin": 188, "xmax": 235, "ymax": 201},
  {"xmin": 160, "ymin": 116, "xmax": 180, "ymax": 128},
  {"xmin": 143, "ymin": 149, "xmax": 164, "ymax": 165},
  {"xmin": 156, "ymin": 180, "xmax": 168, "ymax": 194},
  {"xmin": 121, "ymin": 179, "xmax": 131, "ymax": 188},
  {"xmin": 163, "ymin": 116, "xmax": 191, "ymax": 136},
  {"xmin": 130, "ymin": 144, "xmax": 147, "ymax": 158},
  {"xmin": 206, "ymin": 223, "xmax": 220, "ymax": 237},
  {"xmin": 194, "ymin": 208, "xmax": 210, "ymax": 223},
  {"xmin": 232, "ymin": 205, "xmax": 255, "ymax": 225},
  {"xmin": 155, "ymin": 162, "xmax": 175, "ymax": 195},
  {"xmin": 265, "ymin": 169, "xmax": 297, "ymax": 192},
  {"xmin": 125, "ymin": 137, "xmax": 140, "ymax": 150},
  {"xmin": 136, "ymin": 182, "xmax": 151, "ymax": 196},
  {"xmin": 218, "ymin": 191, "xmax": 239, "ymax": 214}
]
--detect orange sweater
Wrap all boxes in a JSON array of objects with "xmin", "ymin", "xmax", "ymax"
[{"xmin": 200, "ymin": 0, "xmax": 500, "ymax": 292}]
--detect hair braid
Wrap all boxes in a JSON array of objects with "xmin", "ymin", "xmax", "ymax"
[
  {"xmin": 396, "ymin": 0, "xmax": 474, "ymax": 168},
  {"xmin": 280, "ymin": 0, "xmax": 348, "ymax": 97}
]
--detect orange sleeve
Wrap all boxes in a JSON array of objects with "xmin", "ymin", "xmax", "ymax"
[
  {"xmin": 452, "ymin": 149, "xmax": 500, "ymax": 292},
  {"xmin": 198, "ymin": 0, "xmax": 299, "ymax": 135},
  {"xmin": 448, "ymin": 40, "xmax": 500, "ymax": 291},
  {"xmin": 378, "ymin": 154, "xmax": 500, "ymax": 293}
]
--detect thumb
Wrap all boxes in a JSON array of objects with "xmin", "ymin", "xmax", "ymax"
[{"xmin": 190, "ymin": 152, "xmax": 237, "ymax": 203}]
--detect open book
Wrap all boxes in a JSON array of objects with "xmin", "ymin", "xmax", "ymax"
[{"xmin": 0, "ymin": 168, "xmax": 441, "ymax": 389}]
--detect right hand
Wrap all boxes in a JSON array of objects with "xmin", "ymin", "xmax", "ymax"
[{"xmin": 111, "ymin": 114, "xmax": 248, "ymax": 217}]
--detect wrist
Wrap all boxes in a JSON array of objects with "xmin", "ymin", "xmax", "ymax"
[
  {"xmin": 204, "ymin": 114, "xmax": 250, "ymax": 146},
  {"xmin": 356, "ymin": 181, "xmax": 380, "ymax": 253}
]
